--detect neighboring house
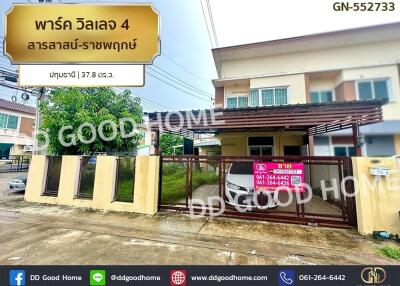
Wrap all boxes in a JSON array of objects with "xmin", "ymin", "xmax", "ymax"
[
  {"xmin": 212, "ymin": 22, "xmax": 400, "ymax": 156},
  {"xmin": 0, "ymin": 99, "xmax": 35, "ymax": 158},
  {"xmin": 136, "ymin": 116, "xmax": 155, "ymax": 156}
]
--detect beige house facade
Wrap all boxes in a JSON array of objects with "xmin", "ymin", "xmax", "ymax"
[{"xmin": 212, "ymin": 22, "xmax": 400, "ymax": 157}]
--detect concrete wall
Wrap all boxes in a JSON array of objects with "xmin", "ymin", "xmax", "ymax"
[
  {"xmin": 353, "ymin": 156, "xmax": 400, "ymax": 235},
  {"xmin": 25, "ymin": 155, "xmax": 160, "ymax": 215}
]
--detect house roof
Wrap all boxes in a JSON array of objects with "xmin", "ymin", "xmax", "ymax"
[
  {"xmin": 0, "ymin": 99, "xmax": 36, "ymax": 115},
  {"xmin": 148, "ymin": 100, "xmax": 385, "ymax": 136},
  {"xmin": 212, "ymin": 21, "xmax": 400, "ymax": 77}
]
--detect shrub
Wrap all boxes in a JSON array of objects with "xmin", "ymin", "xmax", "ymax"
[{"xmin": 380, "ymin": 246, "xmax": 400, "ymax": 260}]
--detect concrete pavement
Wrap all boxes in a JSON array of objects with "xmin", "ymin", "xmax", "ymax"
[{"xmin": 0, "ymin": 195, "xmax": 398, "ymax": 265}]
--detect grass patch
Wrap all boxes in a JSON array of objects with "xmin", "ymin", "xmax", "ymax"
[
  {"xmin": 161, "ymin": 170, "xmax": 218, "ymax": 203},
  {"xmin": 115, "ymin": 180, "xmax": 134, "ymax": 202},
  {"xmin": 380, "ymin": 246, "xmax": 400, "ymax": 260}
]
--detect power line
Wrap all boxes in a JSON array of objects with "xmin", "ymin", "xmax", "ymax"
[
  {"xmin": 200, "ymin": 0, "xmax": 214, "ymax": 48},
  {"xmin": 148, "ymin": 65, "xmax": 213, "ymax": 98},
  {"xmin": 146, "ymin": 71, "xmax": 211, "ymax": 103},
  {"xmin": 162, "ymin": 52, "xmax": 211, "ymax": 85},
  {"xmin": 206, "ymin": 0, "xmax": 219, "ymax": 47}
]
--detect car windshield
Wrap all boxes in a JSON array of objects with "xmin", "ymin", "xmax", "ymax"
[{"xmin": 229, "ymin": 163, "xmax": 253, "ymax": 175}]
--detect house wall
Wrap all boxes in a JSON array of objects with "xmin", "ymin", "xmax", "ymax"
[
  {"xmin": 215, "ymin": 87, "xmax": 224, "ymax": 108},
  {"xmin": 341, "ymin": 65, "xmax": 400, "ymax": 120},
  {"xmin": 251, "ymin": 74, "xmax": 307, "ymax": 104},
  {"xmin": 219, "ymin": 131, "xmax": 305, "ymax": 156},
  {"xmin": 353, "ymin": 156, "xmax": 400, "ymax": 235},
  {"xmin": 220, "ymin": 40, "xmax": 400, "ymax": 80},
  {"xmin": 19, "ymin": 117, "xmax": 34, "ymax": 137},
  {"xmin": 334, "ymin": 81, "xmax": 356, "ymax": 102}
]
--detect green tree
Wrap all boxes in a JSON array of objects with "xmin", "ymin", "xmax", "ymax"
[
  {"xmin": 160, "ymin": 134, "xmax": 183, "ymax": 155},
  {"xmin": 39, "ymin": 87, "xmax": 143, "ymax": 155}
]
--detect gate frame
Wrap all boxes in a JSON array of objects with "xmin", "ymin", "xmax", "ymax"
[{"xmin": 158, "ymin": 155, "xmax": 357, "ymax": 229}]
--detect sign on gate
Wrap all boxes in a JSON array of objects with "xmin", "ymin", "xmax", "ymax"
[{"xmin": 253, "ymin": 162, "xmax": 305, "ymax": 192}]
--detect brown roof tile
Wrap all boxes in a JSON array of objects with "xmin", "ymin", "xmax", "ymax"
[{"xmin": 0, "ymin": 98, "xmax": 36, "ymax": 115}]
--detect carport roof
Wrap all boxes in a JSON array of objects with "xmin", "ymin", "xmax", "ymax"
[{"xmin": 147, "ymin": 100, "xmax": 385, "ymax": 137}]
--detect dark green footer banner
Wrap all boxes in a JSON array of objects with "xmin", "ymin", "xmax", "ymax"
[{"xmin": 1, "ymin": 265, "xmax": 399, "ymax": 286}]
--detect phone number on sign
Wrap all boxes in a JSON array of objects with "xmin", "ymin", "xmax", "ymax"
[
  {"xmin": 299, "ymin": 274, "xmax": 346, "ymax": 281},
  {"xmin": 333, "ymin": 2, "xmax": 395, "ymax": 11}
]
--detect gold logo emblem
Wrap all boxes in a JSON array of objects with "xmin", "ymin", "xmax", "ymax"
[{"xmin": 361, "ymin": 267, "xmax": 386, "ymax": 284}]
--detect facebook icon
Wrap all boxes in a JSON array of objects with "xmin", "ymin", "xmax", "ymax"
[{"xmin": 9, "ymin": 270, "xmax": 25, "ymax": 286}]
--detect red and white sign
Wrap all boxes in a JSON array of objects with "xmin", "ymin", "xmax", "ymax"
[{"xmin": 253, "ymin": 162, "xmax": 305, "ymax": 192}]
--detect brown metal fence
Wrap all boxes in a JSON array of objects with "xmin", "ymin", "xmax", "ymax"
[
  {"xmin": 159, "ymin": 155, "xmax": 357, "ymax": 229},
  {"xmin": 43, "ymin": 156, "xmax": 62, "ymax": 197}
]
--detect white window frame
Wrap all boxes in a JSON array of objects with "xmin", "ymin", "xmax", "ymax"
[
  {"xmin": 0, "ymin": 112, "xmax": 20, "ymax": 130},
  {"xmin": 249, "ymin": 86, "xmax": 290, "ymax": 107},
  {"xmin": 225, "ymin": 94, "xmax": 249, "ymax": 108},
  {"xmin": 310, "ymin": 89, "xmax": 335, "ymax": 103},
  {"xmin": 247, "ymin": 136, "xmax": 275, "ymax": 156},
  {"xmin": 355, "ymin": 78, "xmax": 392, "ymax": 101}
]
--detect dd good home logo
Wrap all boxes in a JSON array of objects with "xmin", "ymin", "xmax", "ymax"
[{"xmin": 361, "ymin": 267, "xmax": 386, "ymax": 284}]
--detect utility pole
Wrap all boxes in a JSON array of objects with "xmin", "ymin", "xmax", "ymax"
[{"xmin": 33, "ymin": 0, "xmax": 51, "ymax": 154}]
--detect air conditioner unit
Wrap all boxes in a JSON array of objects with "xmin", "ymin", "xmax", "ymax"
[{"xmin": 23, "ymin": 145, "xmax": 34, "ymax": 152}]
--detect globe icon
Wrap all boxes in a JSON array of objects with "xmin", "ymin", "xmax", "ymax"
[{"xmin": 171, "ymin": 270, "xmax": 186, "ymax": 285}]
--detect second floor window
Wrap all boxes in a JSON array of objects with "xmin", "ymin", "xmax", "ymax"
[
  {"xmin": 226, "ymin": 96, "xmax": 248, "ymax": 108},
  {"xmin": 0, "ymin": 113, "xmax": 19, "ymax": 130},
  {"xmin": 249, "ymin": 87, "xmax": 289, "ymax": 107},
  {"xmin": 357, "ymin": 79, "xmax": 389, "ymax": 100},
  {"xmin": 310, "ymin": 90, "xmax": 333, "ymax": 103}
]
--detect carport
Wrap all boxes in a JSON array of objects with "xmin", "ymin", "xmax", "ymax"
[{"xmin": 147, "ymin": 100, "xmax": 385, "ymax": 228}]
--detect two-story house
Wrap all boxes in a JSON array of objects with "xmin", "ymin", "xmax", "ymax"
[
  {"xmin": 0, "ymin": 99, "xmax": 35, "ymax": 159},
  {"xmin": 211, "ymin": 22, "xmax": 400, "ymax": 157}
]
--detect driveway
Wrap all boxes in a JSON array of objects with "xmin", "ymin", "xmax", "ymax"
[{"xmin": 0, "ymin": 196, "xmax": 398, "ymax": 265}]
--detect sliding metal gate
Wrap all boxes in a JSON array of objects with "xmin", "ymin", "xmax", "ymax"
[{"xmin": 159, "ymin": 155, "xmax": 356, "ymax": 228}]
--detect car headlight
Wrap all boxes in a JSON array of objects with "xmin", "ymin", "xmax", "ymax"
[{"xmin": 227, "ymin": 181, "xmax": 241, "ymax": 190}]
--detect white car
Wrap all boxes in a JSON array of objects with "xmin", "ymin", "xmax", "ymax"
[
  {"xmin": 225, "ymin": 162, "xmax": 279, "ymax": 209},
  {"xmin": 8, "ymin": 175, "xmax": 27, "ymax": 193}
]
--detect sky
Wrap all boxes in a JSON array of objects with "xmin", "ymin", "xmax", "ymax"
[{"xmin": 1, "ymin": 0, "xmax": 399, "ymax": 111}]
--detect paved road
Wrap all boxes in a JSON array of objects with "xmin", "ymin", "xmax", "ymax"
[{"xmin": 0, "ymin": 197, "xmax": 398, "ymax": 265}]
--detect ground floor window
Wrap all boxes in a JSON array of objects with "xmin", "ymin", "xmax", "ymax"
[
  {"xmin": 333, "ymin": 146, "xmax": 356, "ymax": 156},
  {"xmin": 248, "ymin": 137, "xmax": 274, "ymax": 155}
]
